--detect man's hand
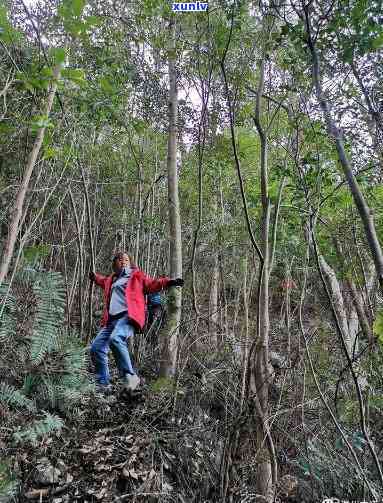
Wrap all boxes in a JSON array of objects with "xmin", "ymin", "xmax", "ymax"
[
  {"xmin": 168, "ymin": 278, "xmax": 184, "ymax": 287},
  {"xmin": 89, "ymin": 271, "xmax": 96, "ymax": 282}
]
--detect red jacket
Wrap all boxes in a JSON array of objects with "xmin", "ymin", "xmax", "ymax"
[{"xmin": 94, "ymin": 267, "xmax": 171, "ymax": 330}]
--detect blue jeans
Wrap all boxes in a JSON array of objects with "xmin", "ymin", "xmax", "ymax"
[{"xmin": 90, "ymin": 314, "xmax": 136, "ymax": 385}]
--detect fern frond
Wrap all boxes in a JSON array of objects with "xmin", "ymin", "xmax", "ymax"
[
  {"xmin": 0, "ymin": 313, "xmax": 17, "ymax": 344},
  {"xmin": 0, "ymin": 460, "xmax": 17, "ymax": 499},
  {"xmin": 38, "ymin": 378, "xmax": 63, "ymax": 410},
  {"xmin": 13, "ymin": 412, "xmax": 64, "ymax": 444},
  {"xmin": 28, "ymin": 272, "xmax": 66, "ymax": 365},
  {"xmin": 0, "ymin": 383, "xmax": 36, "ymax": 412},
  {"xmin": 63, "ymin": 346, "xmax": 89, "ymax": 373},
  {"xmin": 2, "ymin": 269, "xmax": 90, "ymax": 419},
  {"xmin": 22, "ymin": 375, "xmax": 39, "ymax": 396},
  {"xmin": 0, "ymin": 284, "xmax": 16, "ymax": 313}
]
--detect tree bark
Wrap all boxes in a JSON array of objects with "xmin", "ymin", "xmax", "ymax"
[
  {"xmin": 319, "ymin": 255, "xmax": 353, "ymax": 355},
  {"xmin": 209, "ymin": 248, "xmax": 220, "ymax": 348},
  {"xmin": 159, "ymin": 17, "xmax": 182, "ymax": 377},
  {"xmin": 252, "ymin": 57, "xmax": 276, "ymax": 501},
  {"xmin": 347, "ymin": 278, "xmax": 373, "ymax": 345}
]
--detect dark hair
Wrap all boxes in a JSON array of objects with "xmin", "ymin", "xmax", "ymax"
[{"xmin": 112, "ymin": 252, "xmax": 136, "ymax": 268}]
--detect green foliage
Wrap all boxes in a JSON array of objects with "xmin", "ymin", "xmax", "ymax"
[
  {"xmin": 29, "ymin": 271, "xmax": 66, "ymax": 364},
  {"xmin": 294, "ymin": 437, "xmax": 378, "ymax": 498},
  {"xmin": 30, "ymin": 114, "xmax": 54, "ymax": 132},
  {"xmin": 16, "ymin": 65, "xmax": 55, "ymax": 92},
  {"xmin": 0, "ymin": 1, "xmax": 23, "ymax": 44},
  {"xmin": 23, "ymin": 244, "xmax": 51, "ymax": 264},
  {"xmin": 150, "ymin": 376, "xmax": 173, "ymax": 393},
  {"xmin": 0, "ymin": 284, "xmax": 16, "ymax": 347},
  {"xmin": 0, "ymin": 383, "xmax": 36, "ymax": 412},
  {"xmin": 325, "ymin": 0, "xmax": 383, "ymax": 61},
  {"xmin": 99, "ymin": 76, "xmax": 114, "ymax": 94},
  {"xmin": 338, "ymin": 397, "xmax": 360, "ymax": 424},
  {"xmin": 50, "ymin": 47, "xmax": 66, "ymax": 65},
  {"xmin": 0, "ymin": 269, "xmax": 92, "ymax": 421},
  {"xmin": 61, "ymin": 68, "xmax": 87, "ymax": 87},
  {"xmin": 373, "ymin": 310, "xmax": 383, "ymax": 346},
  {"xmin": 0, "ymin": 460, "xmax": 17, "ymax": 500},
  {"xmin": 13, "ymin": 412, "xmax": 64, "ymax": 445},
  {"xmin": 58, "ymin": 0, "xmax": 102, "ymax": 38}
]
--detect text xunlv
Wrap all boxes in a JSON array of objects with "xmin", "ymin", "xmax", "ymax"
[{"xmin": 172, "ymin": 2, "xmax": 208, "ymax": 11}]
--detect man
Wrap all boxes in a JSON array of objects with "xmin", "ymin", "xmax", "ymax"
[{"xmin": 89, "ymin": 252, "xmax": 183, "ymax": 393}]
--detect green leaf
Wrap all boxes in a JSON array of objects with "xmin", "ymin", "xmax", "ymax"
[
  {"xmin": 368, "ymin": 394, "xmax": 383, "ymax": 410},
  {"xmin": 0, "ymin": 3, "xmax": 23, "ymax": 44},
  {"xmin": 85, "ymin": 15, "xmax": 102, "ymax": 27},
  {"xmin": 342, "ymin": 45, "xmax": 354, "ymax": 63},
  {"xmin": 64, "ymin": 19, "xmax": 84, "ymax": 36},
  {"xmin": 0, "ymin": 459, "xmax": 17, "ymax": 498},
  {"xmin": 373, "ymin": 310, "xmax": 383, "ymax": 346},
  {"xmin": 52, "ymin": 47, "xmax": 66, "ymax": 64},
  {"xmin": 23, "ymin": 244, "xmax": 51, "ymax": 263},
  {"xmin": 61, "ymin": 68, "xmax": 86, "ymax": 86},
  {"xmin": 371, "ymin": 32, "xmax": 383, "ymax": 50},
  {"xmin": 132, "ymin": 119, "xmax": 147, "ymax": 134},
  {"xmin": 30, "ymin": 115, "xmax": 54, "ymax": 131},
  {"xmin": 72, "ymin": 0, "xmax": 85, "ymax": 17},
  {"xmin": 59, "ymin": 0, "xmax": 85, "ymax": 19},
  {"xmin": 99, "ymin": 76, "xmax": 114, "ymax": 94},
  {"xmin": 43, "ymin": 147, "xmax": 58, "ymax": 160},
  {"xmin": 351, "ymin": 431, "xmax": 366, "ymax": 452}
]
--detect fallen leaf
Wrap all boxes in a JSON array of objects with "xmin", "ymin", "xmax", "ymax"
[
  {"xmin": 95, "ymin": 487, "xmax": 107, "ymax": 500},
  {"xmin": 94, "ymin": 464, "xmax": 110, "ymax": 472},
  {"xmin": 78, "ymin": 447, "xmax": 93, "ymax": 454},
  {"xmin": 129, "ymin": 469, "xmax": 139, "ymax": 480}
]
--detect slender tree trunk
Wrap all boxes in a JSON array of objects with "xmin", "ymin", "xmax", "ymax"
[
  {"xmin": 80, "ymin": 164, "xmax": 95, "ymax": 343},
  {"xmin": 303, "ymin": 6, "xmax": 383, "ymax": 294},
  {"xmin": 60, "ymin": 209, "xmax": 71, "ymax": 328},
  {"xmin": 252, "ymin": 58, "xmax": 276, "ymax": 502},
  {"xmin": 347, "ymin": 279, "xmax": 373, "ymax": 345},
  {"xmin": 68, "ymin": 254, "xmax": 79, "ymax": 314},
  {"xmin": 209, "ymin": 248, "xmax": 219, "ymax": 346},
  {"xmin": 135, "ymin": 146, "xmax": 143, "ymax": 265},
  {"xmin": 209, "ymin": 104, "xmax": 220, "ymax": 349},
  {"xmin": 159, "ymin": 17, "xmax": 182, "ymax": 377},
  {"xmin": 319, "ymin": 255, "xmax": 352, "ymax": 355},
  {"xmin": 240, "ymin": 253, "xmax": 249, "ymax": 411},
  {"xmin": 0, "ymin": 65, "xmax": 61, "ymax": 285},
  {"xmin": 69, "ymin": 189, "xmax": 84, "ymax": 339}
]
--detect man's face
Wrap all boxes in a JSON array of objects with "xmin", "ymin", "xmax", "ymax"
[{"xmin": 112, "ymin": 253, "xmax": 130, "ymax": 274}]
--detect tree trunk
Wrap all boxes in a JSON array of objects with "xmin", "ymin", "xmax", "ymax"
[
  {"xmin": 303, "ymin": 6, "xmax": 383, "ymax": 294},
  {"xmin": 347, "ymin": 279, "xmax": 373, "ymax": 345},
  {"xmin": 69, "ymin": 189, "xmax": 85, "ymax": 339},
  {"xmin": 159, "ymin": 17, "xmax": 182, "ymax": 377},
  {"xmin": 209, "ymin": 249, "xmax": 220, "ymax": 348},
  {"xmin": 319, "ymin": 255, "xmax": 352, "ymax": 355},
  {"xmin": 252, "ymin": 58, "xmax": 276, "ymax": 502},
  {"xmin": 240, "ymin": 253, "xmax": 249, "ymax": 411},
  {"xmin": 0, "ymin": 65, "xmax": 61, "ymax": 285}
]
